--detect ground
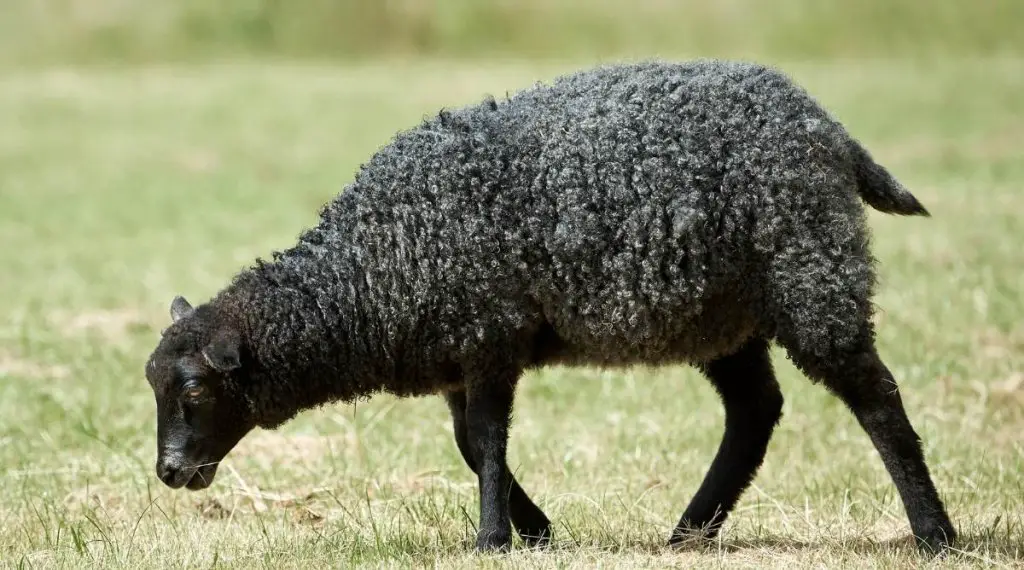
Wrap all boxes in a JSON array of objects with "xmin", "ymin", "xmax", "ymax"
[{"xmin": 0, "ymin": 57, "xmax": 1021, "ymax": 569}]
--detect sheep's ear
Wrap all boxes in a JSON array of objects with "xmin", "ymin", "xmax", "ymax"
[
  {"xmin": 170, "ymin": 296, "xmax": 194, "ymax": 322},
  {"xmin": 202, "ymin": 330, "xmax": 241, "ymax": 373}
]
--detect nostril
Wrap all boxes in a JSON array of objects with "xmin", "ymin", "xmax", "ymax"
[
  {"xmin": 160, "ymin": 468, "xmax": 177, "ymax": 485},
  {"xmin": 157, "ymin": 460, "xmax": 179, "ymax": 486}
]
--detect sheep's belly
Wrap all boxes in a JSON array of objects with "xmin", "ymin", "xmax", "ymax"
[{"xmin": 535, "ymin": 291, "xmax": 763, "ymax": 367}]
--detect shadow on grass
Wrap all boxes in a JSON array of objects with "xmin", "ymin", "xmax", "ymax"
[
  {"xmin": 287, "ymin": 527, "xmax": 1023, "ymax": 564},
  {"xmin": 661, "ymin": 532, "xmax": 1024, "ymax": 561}
]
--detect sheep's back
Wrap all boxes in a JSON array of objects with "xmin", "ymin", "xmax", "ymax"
[{"xmin": 333, "ymin": 60, "xmax": 864, "ymax": 364}]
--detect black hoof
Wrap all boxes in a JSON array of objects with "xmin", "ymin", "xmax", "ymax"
[
  {"xmin": 517, "ymin": 524, "xmax": 552, "ymax": 548},
  {"xmin": 476, "ymin": 529, "xmax": 513, "ymax": 553},
  {"xmin": 916, "ymin": 523, "xmax": 956, "ymax": 556},
  {"xmin": 669, "ymin": 520, "xmax": 720, "ymax": 549}
]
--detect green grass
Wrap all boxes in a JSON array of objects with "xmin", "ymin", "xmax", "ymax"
[
  {"xmin": 2, "ymin": 0, "xmax": 1022, "ymax": 65},
  {"xmin": 0, "ymin": 56, "xmax": 1022, "ymax": 568}
]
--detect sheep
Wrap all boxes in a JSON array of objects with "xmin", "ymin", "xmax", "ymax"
[{"xmin": 143, "ymin": 59, "xmax": 956, "ymax": 554}]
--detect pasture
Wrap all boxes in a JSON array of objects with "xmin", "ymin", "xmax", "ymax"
[{"xmin": 0, "ymin": 56, "xmax": 1022, "ymax": 568}]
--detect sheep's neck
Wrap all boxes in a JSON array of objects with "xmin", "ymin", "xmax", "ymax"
[{"xmin": 219, "ymin": 246, "xmax": 384, "ymax": 426}]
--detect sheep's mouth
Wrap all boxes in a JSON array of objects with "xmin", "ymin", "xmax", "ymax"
[{"xmin": 185, "ymin": 464, "xmax": 219, "ymax": 490}]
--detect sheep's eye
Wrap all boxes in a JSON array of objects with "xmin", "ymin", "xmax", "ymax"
[{"xmin": 184, "ymin": 385, "xmax": 206, "ymax": 400}]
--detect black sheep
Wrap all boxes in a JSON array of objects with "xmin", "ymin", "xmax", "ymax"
[{"xmin": 144, "ymin": 59, "xmax": 955, "ymax": 554}]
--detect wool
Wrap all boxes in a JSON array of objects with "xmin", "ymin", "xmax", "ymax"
[
  {"xmin": 167, "ymin": 60, "xmax": 922, "ymax": 425},
  {"xmin": 146, "ymin": 59, "xmax": 952, "ymax": 552}
]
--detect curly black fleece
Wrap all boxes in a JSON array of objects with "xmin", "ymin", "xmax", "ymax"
[
  {"xmin": 148, "ymin": 59, "xmax": 958, "ymax": 552},
  {"xmin": 175, "ymin": 59, "xmax": 928, "ymax": 427}
]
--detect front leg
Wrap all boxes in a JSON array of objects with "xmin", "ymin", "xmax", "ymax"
[
  {"xmin": 464, "ymin": 367, "xmax": 519, "ymax": 552},
  {"xmin": 445, "ymin": 390, "xmax": 551, "ymax": 547}
]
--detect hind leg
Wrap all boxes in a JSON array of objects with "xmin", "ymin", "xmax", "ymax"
[
  {"xmin": 670, "ymin": 337, "xmax": 784, "ymax": 545},
  {"xmin": 785, "ymin": 335, "xmax": 955, "ymax": 553},
  {"xmin": 765, "ymin": 200, "xmax": 954, "ymax": 552}
]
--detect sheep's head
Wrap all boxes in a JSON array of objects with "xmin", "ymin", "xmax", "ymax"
[{"xmin": 144, "ymin": 296, "xmax": 254, "ymax": 490}]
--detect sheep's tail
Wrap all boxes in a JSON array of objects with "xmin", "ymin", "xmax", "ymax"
[{"xmin": 849, "ymin": 141, "xmax": 930, "ymax": 217}]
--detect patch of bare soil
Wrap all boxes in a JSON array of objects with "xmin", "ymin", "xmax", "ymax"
[
  {"xmin": 196, "ymin": 497, "xmax": 232, "ymax": 520},
  {"xmin": 175, "ymin": 148, "xmax": 221, "ymax": 174},
  {"xmin": 63, "ymin": 484, "xmax": 126, "ymax": 513},
  {"xmin": 978, "ymin": 327, "xmax": 1024, "ymax": 361},
  {"xmin": 231, "ymin": 432, "xmax": 346, "ymax": 470},
  {"xmin": 0, "ymin": 352, "xmax": 70, "ymax": 379},
  {"xmin": 992, "ymin": 372, "xmax": 1023, "ymax": 405},
  {"xmin": 48, "ymin": 308, "xmax": 152, "ymax": 343}
]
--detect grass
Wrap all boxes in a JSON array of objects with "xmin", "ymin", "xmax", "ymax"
[
  {"xmin": 2, "ymin": 0, "xmax": 1022, "ymax": 65},
  {"xmin": 0, "ymin": 55, "xmax": 1022, "ymax": 568}
]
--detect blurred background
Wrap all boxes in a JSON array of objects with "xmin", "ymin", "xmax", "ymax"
[
  {"xmin": 2, "ymin": 0, "xmax": 1022, "ymax": 64},
  {"xmin": 1, "ymin": 1, "xmax": 1022, "ymax": 568}
]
